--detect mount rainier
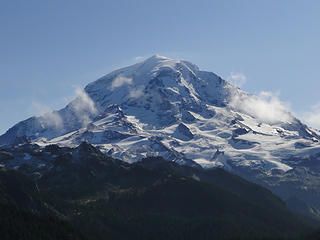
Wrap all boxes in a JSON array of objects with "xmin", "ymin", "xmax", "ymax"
[
  {"xmin": 3, "ymin": 54, "xmax": 320, "ymax": 218},
  {"xmin": 1, "ymin": 55, "xmax": 320, "ymax": 174}
]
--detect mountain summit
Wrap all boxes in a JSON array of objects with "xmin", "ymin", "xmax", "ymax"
[
  {"xmin": 84, "ymin": 54, "xmax": 235, "ymax": 126},
  {"xmin": 1, "ymin": 55, "xmax": 320, "ymax": 173}
]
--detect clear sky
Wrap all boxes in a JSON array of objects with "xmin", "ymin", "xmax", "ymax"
[{"xmin": 1, "ymin": 0, "xmax": 320, "ymax": 134}]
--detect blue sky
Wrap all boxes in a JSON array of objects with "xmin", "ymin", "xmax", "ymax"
[{"xmin": 1, "ymin": 0, "xmax": 320, "ymax": 134}]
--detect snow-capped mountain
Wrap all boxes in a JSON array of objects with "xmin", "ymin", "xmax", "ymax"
[{"xmin": 1, "ymin": 55, "xmax": 320, "ymax": 175}]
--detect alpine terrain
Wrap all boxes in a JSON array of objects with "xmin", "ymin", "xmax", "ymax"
[{"xmin": 1, "ymin": 55, "xmax": 320, "ymax": 218}]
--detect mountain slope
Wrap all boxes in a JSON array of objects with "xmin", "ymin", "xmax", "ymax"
[
  {"xmin": 0, "ymin": 204, "xmax": 85, "ymax": 240},
  {"xmin": 1, "ymin": 55, "xmax": 319, "ymax": 171},
  {"xmin": 12, "ymin": 143, "xmax": 319, "ymax": 240},
  {"xmin": 0, "ymin": 142, "xmax": 319, "ymax": 239},
  {"xmin": 0, "ymin": 168, "xmax": 85, "ymax": 240},
  {"xmin": 1, "ymin": 55, "xmax": 320, "ymax": 217}
]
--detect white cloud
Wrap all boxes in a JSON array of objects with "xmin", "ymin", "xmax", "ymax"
[
  {"xmin": 227, "ymin": 72, "xmax": 247, "ymax": 88},
  {"xmin": 230, "ymin": 91, "xmax": 292, "ymax": 124},
  {"xmin": 32, "ymin": 101, "xmax": 52, "ymax": 116},
  {"xmin": 129, "ymin": 86, "xmax": 144, "ymax": 99},
  {"xmin": 31, "ymin": 101, "xmax": 63, "ymax": 129},
  {"xmin": 133, "ymin": 56, "xmax": 145, "ymax": 61},
  {"xmin": 31, "ymin": 87, "xmax": 98, "ymax": 129},
  {"xmin": 73, "ymin": 87, "xmax": 97, "ymax": 114},
  {"xmin": 109, "ymin": 75, "xmax": 132, "ymax": 90},
  {"xmin": 70, "ymin": 86, "xmax": 98, "ymax": 126},
  {"xmin": 299, "ymin": 103, "xmax": 320, "ymax": 130}
]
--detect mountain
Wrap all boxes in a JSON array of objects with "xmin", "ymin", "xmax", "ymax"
[
  {"xmin": 0, "ymin": 204, "xmax": 85, "ymax": 240},
  {"xmin": 1, "ymin": 55, "xmax": 320, "ymax": 216},
  {"xmin": 0, "ymin": 144, "xmax": 318, "ymax": 240},
  {"xmin": 0, "ymin": 168, "xmax": 85, "ymax": 240}
]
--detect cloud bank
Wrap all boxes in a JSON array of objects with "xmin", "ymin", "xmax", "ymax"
[
  {"xmin": 299, "ymin": 103, "xmax": 320, "ymax": 130},
  {"xmin": 129, "ymin": 86, "xmax": 144, "ymax": 99},
  {"xmin": 109, "ymin": 75, "xmax": 143, "ymax": 99},
  {"xmin": 134, "ymin": 56, "xmax": 145, "ymax": 61},
  {"xmin": 110, "ymin": 75, "xmax": 132, "ymax": 90},
  {"xmin": 71, "ymin": 87, "xmax": 98, "ymax": 126},
  {"xmin": 227, "ymin": 72, "xmax": 247, "ymax": 88},
  {"xmin": 73, "ymin": 87, "xmax": 97, "ymax": 115},
  {"xmin": 32, "ymin": 101, "xmax": 63, "ymax": 129},
  {"xmin": 32, "ymin": 86, "xmax": 99, "ymax": 130},
  {"xmin": 230, "ymin": 91, "xmax": 292, "ymax": 124}
]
